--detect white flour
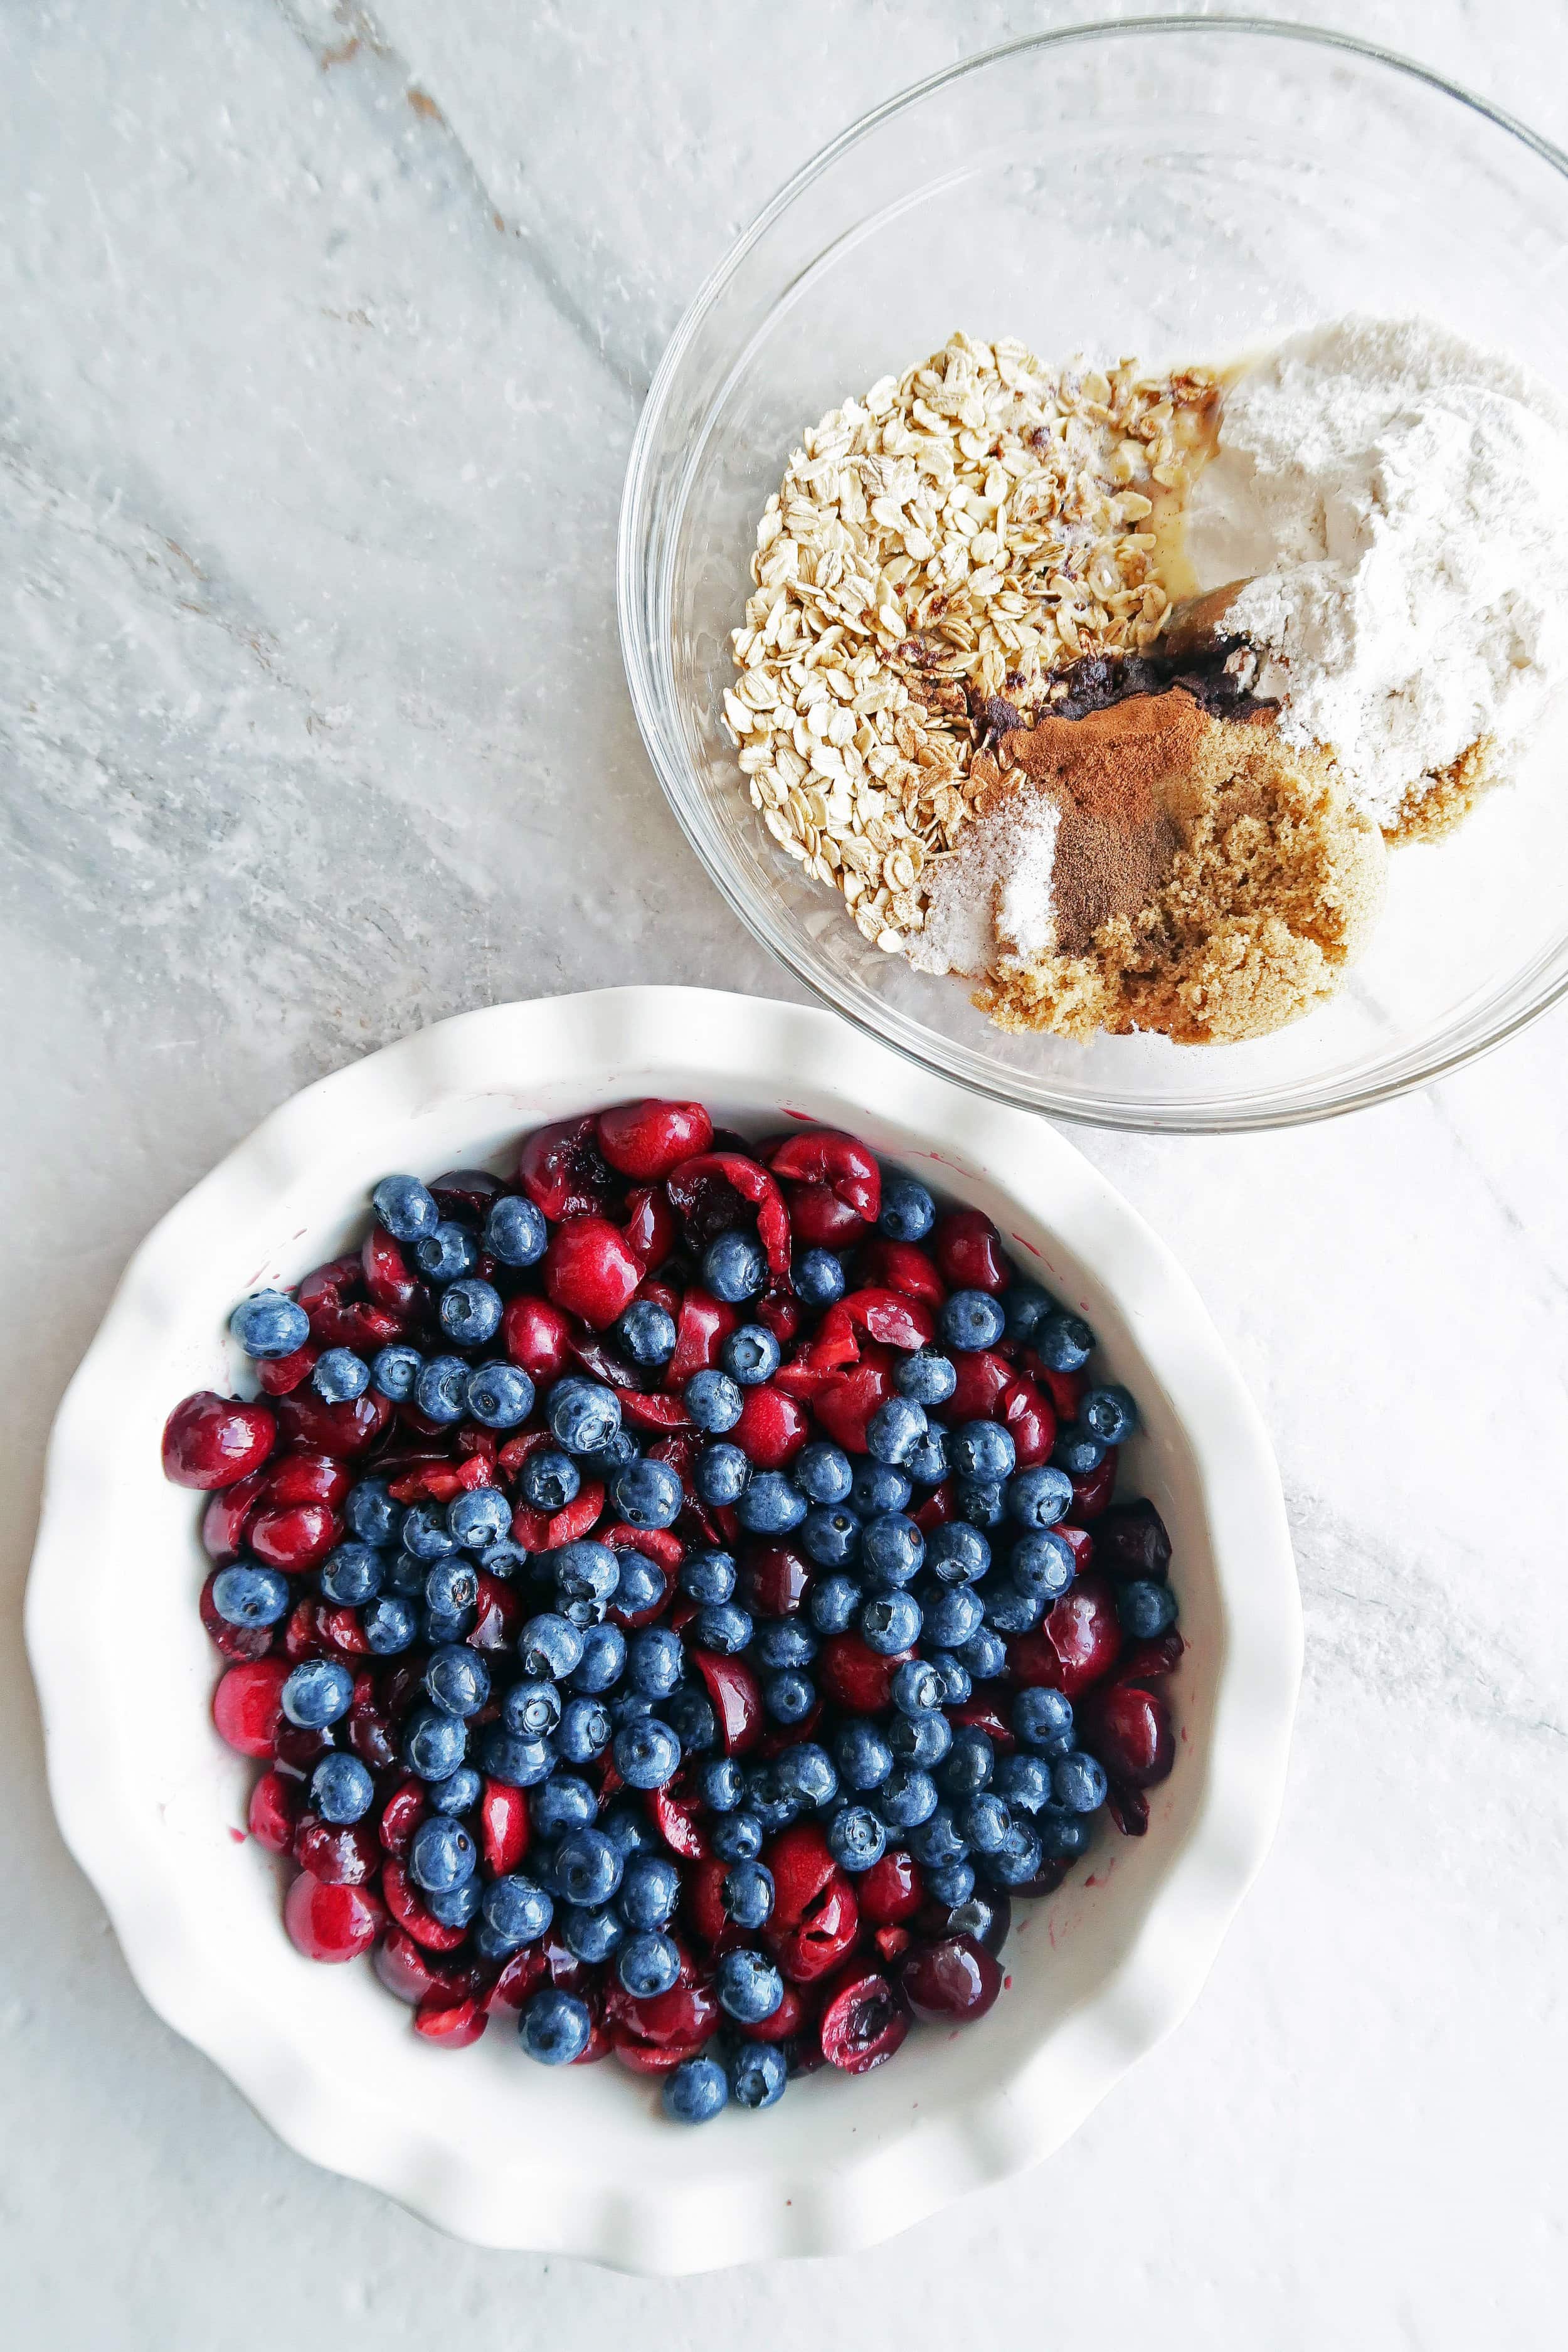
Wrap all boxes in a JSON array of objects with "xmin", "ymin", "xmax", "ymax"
[
  {"xmin": 909, "ymin": 793, "xmax": 1059, "ymax": 977},
  {"xmin": 1187, "ymin": 316, "xmax": 1568, "ymax": 824}
]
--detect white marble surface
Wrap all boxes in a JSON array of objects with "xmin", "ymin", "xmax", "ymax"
[{"xmin": 4, "ymin": 2, "xmax": 1567, "ymax": 2343}]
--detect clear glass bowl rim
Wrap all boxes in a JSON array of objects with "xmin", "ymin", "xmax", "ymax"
[{"xmin": 618, "ymin": 14, "xmax": 1568, "ymax": 1134}]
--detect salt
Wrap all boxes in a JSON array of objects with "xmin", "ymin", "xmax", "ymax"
[{"xmin": 909, "ymin": 795, "xmax": 1060, "ymax": 977}]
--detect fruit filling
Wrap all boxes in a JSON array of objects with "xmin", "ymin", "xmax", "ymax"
[{"xmin": 164, "ymin": 1099, "xmax": 1182, "ymax": 2122}]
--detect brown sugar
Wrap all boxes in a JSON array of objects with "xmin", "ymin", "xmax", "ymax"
[
  {"xmin": 1385, "ymin": 734, "xmax": 1498, "ymax": 845},
  {"xmin": 972, "ymin": 695, "xmax": 1385, "ymax": 1045}
]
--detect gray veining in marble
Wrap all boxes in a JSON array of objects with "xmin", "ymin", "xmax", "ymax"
[{"xmin": 3, "ymin": 4, "xmax": 1567, "ymax": 2347}]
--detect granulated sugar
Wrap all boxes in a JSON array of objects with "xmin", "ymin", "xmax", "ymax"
[
  {"xmin": 1186, "ymin": 316, "xmax": 1568, "ymax": 828},
  {"xmin": 909, "ymin": 794, "xmax": 1059, "ymax": 977}
]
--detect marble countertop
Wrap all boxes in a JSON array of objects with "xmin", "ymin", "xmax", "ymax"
[{"xmin": 4, "ymin": 3, "xmax": 1566, "ymax": 2344}]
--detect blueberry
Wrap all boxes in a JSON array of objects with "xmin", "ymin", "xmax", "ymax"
[
  {"xmin": 584, "ymin": 1428, "xmax": 640, "ymax": 1474},
  {"xmin": 310, "ymin": 1752, "xmax": 374, "ymax": 1824},
  {"xmin": 940, "ymin": 1290, "xmax": 1007, "ymax": 1351},
  {"xmin": 1117, "ymin": 1578, "xmax": 1179, "ymax": 1638},
  {"xmin": 426, "ymin": 1878, "xmax": 482, "ymax": 1930},
  {"xmin": 955, "ymin": 1625, "xmax": 1009, "ymax": 1681},
  {"xmin": 415, "ymin": 1221, "xmax": 479, "ymax": 1284},
  {"xmin": 834, "ymin": 1717, "xmax": 894, "ymax": 1790},
  {"xmin": 344, "ymin": 1478, "xmax": 403, "ymax": 1547},
  {"xmin": 481, "ymin": 1192, "xmax": 547, "ymax": 1267},
  {"xmin": 617, "ymin": 1929, "xmax": 681, "ymax": 1998},
  {"xmin": 529, "ymin": 1779, "xmax": 597, "ymax": 1846},
  {"xmin": 936, "ymin": 1725, "xmax": 994, "ymax": 1799},
  {"xmin": 479, "ymin": 1728, "xmax": 554, "ymax": 1786},
  {"xmin": 520, "ymin": 1988, "xmax": 591, "ymax": 2065},
  {"xmin": 465, "ymin": 1361, "xmax": 534, "ymax": 1429},
  {"xmin": 751, "ymin": 1619, "xmax": 817, "ymax": 1671},
  {"xmin": 553, "ymin": 1826, "xmax": 624, "ymax": 1907},
  {"xmin": 736, "ymin": 1471, "xmax": 807, "ymax": 1535},
  {"xmin": 230, "ymin": 1290, "xmax": 310, "ymax": 1361},
  {"xmin": 555, "ymin": 1695, "xmax": 612, "ymax": 1764},
  {"xmin": 422, "ymin": 1604, "xmax": 474, "ymax": 1648},
  {"xmin": 519, "ymin": 1612, "xmax": 585, "ymax": 1682},
  {"xmin": 709, "ymin": 1810, "xmax": 765, "ymax": 1863},
  {"xmin": 877, "ymin": 1764, "xmax": 938, "ymax": 1830},
  {"xmin": 211, "ymin": 1562, "xmax": 290, "ymax": 1626},
  {"xmin": 410, "ymin": 1814, "xmax": 477, "ymax": 1894},
  {"xmin": 951, "ymin": 1420, "xmax": 1017, "ymax": 1484},
  {"xmin": 400, "ymin": 1505, "xmax": 455, "ymax": 1565},
  {"xmin": 610, "ymin": 1554, "xmax": 665, "ymax": 1619},
  {"xmin": 1035, "ymin": 1311, "xmax": 1094, "ymax": 1373},
  {"xmin": 371, "ymin": 1174, "xmax": 440, "ymax": 1243},
  {"xmin": 693, "ymin": 1601, "xmax": 753, "ymax": 1655},
  {"xmin": 958, "ymin": 1792, "xmax": 1013, "ymax": 1853},
  {"xmin": 312, "ymin": 1347, "xmax": 368, "ymax": 1404},
  {"xmin": 861, "ymin": 1590, "xmax": 922, "ymax": 1655},
  {"xmin": 1001, "ymin": 1279, "xmax": 1052, "ymax": 1344},
  {"xmin": 926, "ymin": 1860, "xmax": 977, "ymax": 1905},
  {"xmin": 500, "ymin": 1678, "xmax": 562, "ymax": 1744},
  {"xmin": 728, "ymin": 2040, "xmax": 787, "ymax": 2111},
  {"xmin": 612, "ymin": 1459, "xmax": 683, "ymax": 1531},
  {"xmin": 599, "ymin": 1802, "xmax": 659, "ymax": 1858},
  {"xmin": 414, "ymin": 1355, "xmax": 470, "ymax": 1426},
  {"xmin": 520, "ymin": 1449, "xmax": 580, "ymax": 1513},
  {"xmin": 684, "ymin": 1369, "xmax": 743, "ymax": 1433},
  {"xmin": 896, "ymin": 1348, "xmax": 958, "ymax": 1407},
  {"xmin": 828, "ymin": 1804, "xmax": 887, "ymax": 1872},
  {"xmin": 617, "ymin": 1853, "xmax": 681, "ymax": 1932},
  {"xmin": 566, "ymin": 1621, "xmax": 625, "ymax": 1693},
  {"xmin": 850, "ymin": 1460, "xmax": 912, "ymax": 1518},
  {"xmin": 613, "ymin": 1718, "xmax": 681, "ymax": 1790},
  {"xmin": 865, "ymin": 1396, "xmax": 928, "ymax": 1468},
  {"xmin": 703, "ymin": 1230, "xmax": 767, "ymax": 1303},
  {"xmin": 423, "ymin": 1559, "xmax": 477, "ymax": 1616},
  {"xmin": 1053, "ymin": 1752, "xmax": 1109, "ymax": 1813},
  {"xmin": 1013, "ymin": 1687, "xmax": 1075, "ymax": 1753},
  {"xmin": 1011, "ymin": 1530, "xmax": 1077, "ymax": 1602},
  {"xmin": 694, "ymin": 1758, "xmax": 744, "ymax": 1816},
  {"xmin": 889, "ymin": 1710, "xmax": 952, "ymax": 1767},
  {"xmin": 679, "ymin": 1549, "xmax": 736, "ymax": 1606},
  {"xmin": 1082, "ymin": 1384, "xmax": 1138, "ymax": 1444},
  {"xmin": 447, "ymin": 1488, "xmax": 512, "ymax": 1553},
  {"xmin": 800, "ymin": 1504, "xmax": 861, "ymax": 1568},
  {"xmin": 985, "ymin": 1823, "xmax": 1046, "ymax": 1887},
  {"xmin": 716, "ymin": 1948, "xmax": 784, "ymax": 2025},
  {"xmin": 908, "ymin": 1425, "xmax": 951, "ymax": 1489},
  {"xmin": 281, "ymin": 1658, "xmax": 353, "ymax": 1729},
  {"xmin": 723, "ymin": 1860, "xmax": 775, "ymax": 1929},
  {"xmin": 547, "ymin": 1377, "xmax": 622, "ymax": 1457},
  {"xmin": 553, "ymin": 1541, "xmax": 621, "ymax": 1611},
  {"xmin": 564, "ymin": 1902, "xmax": 624, "ymax": 1964},
  {"xmin": 720, "ymin": 1323, "xmax": 781, "ymax": 1386},
  {"xmin": 617, "ymin": 1299, "xmax": 677, "ymax": 1367},
  {"xmin": 992, "ymin": 1752, "xmax": 1053, "ymax": 1815},
  {"xmin": 774, "ymin": 1742, "xmax": 837, "ymax": 1809},
  {"xmin": 924, "ymin": 1584, "xmax": 983, "ymax": 1649},
  {"xmin": 694, "ymin": 1442, "xmax": 751, "ymax": 1508},
  {"xmin": 925, "ymin": 1650, "xmax": 971, "ymax": 1705},
  {"xmin": 439, "ymin": 1277, "xmax": 502, "ymax": 1347},
  {"xmin": 1053, "ymin": 1425, "xmax": 1106, "ymax": 1476},
  {"xmin": 363, "ymin": 1594, "xmax": 418, "ymax": 1653},
  {"xmin": 861, "ymin": 1512, "xmax": 924, "ymax": 1588},
  {"xmin": 808, "ymin": 1573, "xmax": 862, "ymax": 1634},
  {"xmin": 430, "ymin": 1766, "xmax": 482, "ymax": 1816},
  {"xmin": 907, "ymin": 1806, "xmax": 968, "ymax": 1870},
  {"xmin": 983, "ymin": 1579, "xmax": 1044, "ymax": 1634},
  {"xmin": 627, "ymin": 1625, "xmax": 684, "ymax": 1698},
  {"xmin": 369, "ymin": 1344, "xmax": 422, "ymax": 1402},
  {"xmin": 763, "ymin": 1670, "xmax": 815, "ymax": 1724},
  {"xmin": 955, "ymin": 1480, "xmax": 1008, "ymax": 1530},
  {"xmin": 663, "ymin": 2054, "xmax": 728, "ymax": 2123},
  {"xmin": 1038, "ymin": 1808, "xmax": 1095, "ymax": 1861},
  {"xmin": 403, "ymin": 1702, "xmax": 469, "ymax": 1781},
  {"xmin": 383, "ymin": 1550, "xmax": 426, "ymax": 1597},
  {"xmin": 926, "ymin": 1520, "xmax": 991, "ymax": 1585},
  {"xmin": 484, "ymin": 1873, "xmax": 553, "ymax": 1949},
  {"xmin": 890, "ymin": 1656, "xmax": 943, "ymax": 1715},
  {"xmin": 793, "ymin": 1440, "xmax": 854, "ymax": 1505},
  {"xmin": 791, "ymin": 1249, "xmax": 846, "ymax": 1308},
  {"xmin": 879, "ymin": 1177, "xmax": 935, "ymax": 1242}
]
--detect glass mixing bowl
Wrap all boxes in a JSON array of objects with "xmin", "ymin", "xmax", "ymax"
[{"xmin": 619, "ymin": 18, "xmax": 1568, "ymax": 1133}]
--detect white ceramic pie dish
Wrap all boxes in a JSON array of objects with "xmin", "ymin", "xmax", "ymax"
[{"xmin": 26, "ymin": 986, "xmax": 1299, "ymax": 2272}]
